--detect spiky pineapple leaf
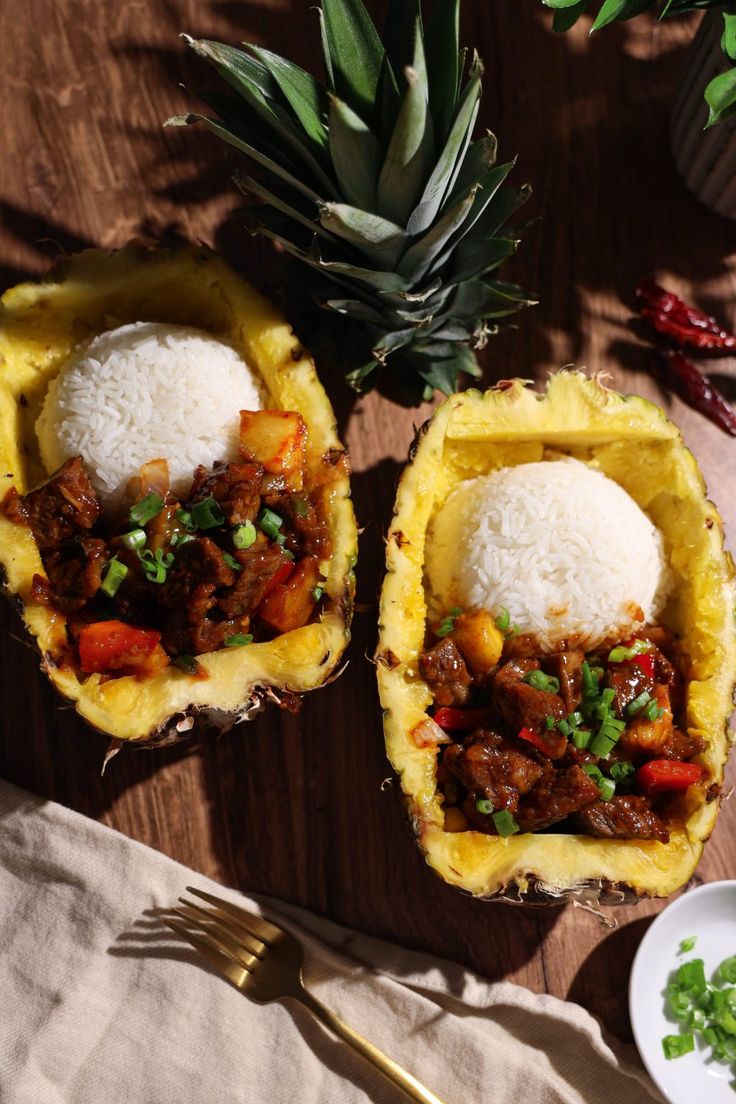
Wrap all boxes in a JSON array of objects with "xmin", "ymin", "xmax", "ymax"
[
  {"xmin": 383, "ymin": 0, "xmax": 423, "ymax": 80},
  {"xmin": 328, "ymin": 96, "xmax": 382, "ymax": 210},
  {"xmin": 430, "ymin": 161, "xmax": 516, "ymax": 273},
  {"xmin": 448, "ymin": 132, "xmax": 498, "ymax": 199},
  {"xmin": 407, "ymin": 58, "xmax": 482, "ymax": 235},
  {"xmin": 446, "ymin": 236, "xmax": 519, "ymax": 285},
  {"xmin": 377, "ymin": 19, "xmax": 435, "ymax": 226},
  {"xmin": 319, "ymin": 203, "xmax": 409, "ymax": 268},
  {"xmin": 398, "ymin": 186, "xmax": 478, "ymax": 281},
  {"xmin": 321, "ymin": 0, "xmax": 385, "ymax": 123},
  {"xmin": 247, "ymin": 46, "xmax": 330, "ymax": 151},
  {"xmin": 425, "ymin": 0, "xmax": 462, "ymax": 141},
  {"xmin": 233, "ymin": 171, "xmax": 335, "ymax": 242}
]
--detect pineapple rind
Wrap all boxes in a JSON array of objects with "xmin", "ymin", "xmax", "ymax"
[
  {"xmin": 377, "ymin": 372, "xmax": 736, "ymax": 901},
  {"xmin": 0, "ymin": 243, "xmax": 357, "ymax": 743}
]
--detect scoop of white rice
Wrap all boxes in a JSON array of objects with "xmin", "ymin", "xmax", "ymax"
[
  {"xmin": 37, "ymin": 322, "xmax": 263, "ymax": 508},
  {"xmin": 425, "ymin": 458, "xmax": 671, "ymax": 651}
]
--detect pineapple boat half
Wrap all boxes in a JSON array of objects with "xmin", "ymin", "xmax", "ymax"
[
  {"xmin": 0, "ymin": 243, "xmax": 357, "ymax": 744},
  {"xmin": 377, "ymin": 372, "xmax": 736, "ymax": 904}
]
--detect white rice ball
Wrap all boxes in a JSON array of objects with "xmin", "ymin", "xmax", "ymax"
[
  {"xmin": 37, "ymin": 322, "xmax": 263, "ymax": 508},
  {"xmin": 424, "ymin": 458, "xmax": 671, "ymax": 651}
]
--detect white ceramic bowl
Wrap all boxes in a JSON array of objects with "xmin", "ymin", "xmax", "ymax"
[{"xmin": 629, "ymin": 881, "xmax": 736, "ymax": 1104}]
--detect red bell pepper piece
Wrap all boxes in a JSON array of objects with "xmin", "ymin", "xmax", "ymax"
[
  {"xmin": 517, "ymin": 725, "xmax": 571, "ymax": 760},
  {"xmin": 631, "ymin": 653, "xmax": 655, "ymax": 679},
  {"xmin": 433, "ymin": 706, "xmax": 494, "ymax": 732},
  {"xmin": 260, "ymin": 558, "xmax": 295, "ymax": 600},
  {"xmin": 78, "ymin": 619, "xmax": 162, "ymax": 674},
  {"xmin": 636, "ymin": 759, "xmax": 703, "ymax": 793}
]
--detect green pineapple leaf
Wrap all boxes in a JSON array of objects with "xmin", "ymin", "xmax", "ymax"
[
  {"xmin": 327, "ymin": 97, "xmax": 382, "ymax": 210},
  {"xmin": 425, "ymin": 0, "xmax": 462, "ymax": 140},
  {"xmin": 321, "ymin": 0, "xmax": 385, "ymax": 122}
]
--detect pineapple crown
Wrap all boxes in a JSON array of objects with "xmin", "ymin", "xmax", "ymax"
[{"xmin": 169, "ymin": 0, "xmax": 535, "ymax": 404}]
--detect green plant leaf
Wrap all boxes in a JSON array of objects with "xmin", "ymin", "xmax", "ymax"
[
  {"xmin": 315, "ymin": 258, "xmax": 411, "ymax": 293},
  {"xmin": 705, "ymin": 64, "xmax": 736, "ymax": 126},
  {"xmin": 328, "ymin": 96, "xmax": 382, "ymax": 210},
  {"xmin": 323, "ymin": 298, "xmax": 389, "ymax": 325},
  {"xmin": 407, "ymin": 58, "xmax": 482, "ymax": 235},
  {"xmin": 553, "ymin": 2, "xmax": 590, "ymax": 30},
  {"xmin": 429, "ymin": 162, "xmax": 517, "ymax": 274},
  {"xmin": 543, "ymin": 0, "xmax": 589, "ymax": 8},
  {"xmin": 370, "ymin": 326, "xmax": 419, "ymax": 360},
  {"xmin": 413, "ymin": 355, "xmax": 462, "ymax": 395},
  {"xmin": 317, "ymin": 8, "xmax": 335, "ymax": 90},
  {"xmin": 446, "ymin": 236, "xmax": 519, "ymax": 285},
  {"xmin": 722, "ymin": 12, "xmax": 736, "ymax": 62},
  {"xmin": 318, "ymin": 202, "xmax": 409, "ymax": 268},
  {"xmin": 425, "ymin": 0, "xmax": 461, "ymax": 142},
  {"xmin": 232, "ymin": 171, "xmax": 333, "ymax": 241},
  {"xmin": 447, "ymin": 132, "xmax": 498, "ymax": 201},
  {"xmin": 377, "ymin": 18, "xmax": 435, "ymax": 226},
  {"xmin": 590, "ymin": 0, "xmax": 654, "ymax": 31},
  {"xmin": 397, "ymin": 186, "xmax": 478, "ymax": 281},
  {"xmin": 321, "ymin": 0, "xmax": 385, "ymax": 123},
  {"xmin": 247, "ymin": 46, "xmax": 330, "ymax": 150}
]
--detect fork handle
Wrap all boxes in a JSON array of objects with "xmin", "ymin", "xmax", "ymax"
[{"xmin": 295, "ymin": 984, "xmax": 448, "ymax": 1104}]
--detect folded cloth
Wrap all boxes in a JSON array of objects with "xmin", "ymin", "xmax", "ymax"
[{"xmin": 0, "ymin": 779, "xmax": 662, "ymax": 1104}]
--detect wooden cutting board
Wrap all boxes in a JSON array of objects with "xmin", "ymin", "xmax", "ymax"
[{"xmin": 1, "ymin": 0, "xmax": 735, "ymax": 1044}]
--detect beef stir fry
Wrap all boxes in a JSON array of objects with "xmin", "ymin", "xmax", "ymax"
[
  {"xmin": 3, "ymin": 410, "xmax": 336, "ymax": 678},
  {"xmin": 419, "ymin": 609, "xmax": 707, "ymax": 843}
]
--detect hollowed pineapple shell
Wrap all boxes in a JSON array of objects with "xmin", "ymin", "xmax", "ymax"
[
  {"xmin": 0, "ymin": 243, "xmax": 357, "ymax": 745},
  {"xmin": 376, "ymin": 372, "xmax": 736, "ymax": 904}
]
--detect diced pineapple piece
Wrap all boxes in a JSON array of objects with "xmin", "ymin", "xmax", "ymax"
[
  {"xmin": 451, "ymin": 610, "xmax": 504, "ymax": 675},
  {"xmin": 619, "ymin": 684, "xmax": 673, "ymax": 756},
  {"xmin": 240, "ymin": 409, "xmax": 307, "ymax": 490},
  {"xmin": 258, "ymin": 555, "xmax": 321, "ymax": 635}
]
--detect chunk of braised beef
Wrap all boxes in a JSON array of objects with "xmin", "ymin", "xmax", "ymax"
[
  {"xmin": 659, "ymin": 728, "xmax": 707, "ymax": 761},
  {"xmin": 162, "ymin": 537, "xmax": 236, "ymax": 603},
  {"xmin": 217, "ymin": 545, "xmax": 287, "ymax": 620},
  {"xmin": 542, "ymin": 650, "xmax": 585, "ymax": 714},
  {"xmin": 573, "ymin": 795, "xmax": 669, "ymax": 843},
  {"xmin": 515, "ymin": 765, "xmax": 600, "ymax": 832},
  {"xmin": 492, "ymin": 658, "xmax": 566, "ymax": 735},
  {"xmin": 157, "ymin": 538, "xmax": 237, "ymax": 655},
  {"xmin": 42, "ymin": 538, "xmax": 108, "ymax": 613},
  {"xmin": 278, "ymin": 493, "xmax": 331, "ymax": 558},
  {"xmin": 605, "ymin": 664, "xmax": 656, "ymax": 714},
  {"xmin": 21, "ymin": 457, "xmax": 100, "ymax": 548},
  {"xmin": 443, "ymin": 729, "xmax": 544, "ymax": 816},
  {"xmin": 419, "ymin": 638, "xmax": 472, "ymax": 707},
  {"xmin": 188, "ymin": 461, "xmax": 264, "ymax": 526}
]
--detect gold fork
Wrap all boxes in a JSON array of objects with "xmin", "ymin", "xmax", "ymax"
[{"xmin": 165, "ymin": 887, "xmax": 447, "ymax": 1104}]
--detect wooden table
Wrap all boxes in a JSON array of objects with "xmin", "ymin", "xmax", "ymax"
[{"xmin": 2, "ymin": 0, "xmax": 735, "ymax": 1047}]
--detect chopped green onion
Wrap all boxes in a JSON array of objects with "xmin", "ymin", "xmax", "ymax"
[
  {"xmin": 291, "ymin": 496, "xmax": 309, "ymax": 518},
  {"xmin": 172, "ymin": 654, "xmax": 199, "ymax": 675},
  {"xmin": 545, "ymin": 715, "xmax": 556, "ymax": 730},
  {"xmin": 449, "ymin": 607, "xmax": 462, "ymax": 617},
  {"xmin": 282, "ymin": 547, "xmax": 295, "ymax": 562},
  {"xmin": 572, "ymin": 728, "xmax": 592, "ymax": 750},
  {"xmin": 100, "ymin": 556, "xmax": 128, "ymax": 597},
  {"xmin": 475, "ymin": 798, "xmax": 493, "ymax": 815},
  {"xmin": 626, "ymin": 690, "xmax": 652, "ymax": 717},
  {"xmin": 233, "ymin": 521, "xmax": 257, "ymax": 550},
  {"xmin": 224, "ymin": 633, "xmax": 253, "ymax": 647},
  {"xmin": 120, "ymin": 528, "xmax": 146, "ymax": 550},
  {"xmin": 223, "ymin": 552, "xmax": 241, "ymax": 572},
  {"xmin": 679, "ymin": 936, "xmax": 697, "ymax": 954},
  {"xmin": 568, "ymin": 711, "xmax": 583, "ymax": 727},
  {"xmin": 608, "ymin": 646, "xmax": 629, "ymax": 663},
  {"xmin": 176, "ymin": 508, "xmax": 195, "ymax": 530},
  {"xmin": 522, "ymin": 670, "xmax": 560, "ymax": 694},
  {"xmin": 718, "ymin": 956, "xmax": 736, "ymax": 984},
  {"xmin": 495, "ymin": 607, "xmax": 510, "ymax": 632},
  {"xmin": 589, "ymin": 731, "xmax": 616, "ymax": 759},
  {"xmin": 597, "ymin": 777, "xmax": 615, "ymax": 801},
  {"xmin": 191, "ymin": 497, "xmax": 225, "ymax": 530},
  {"xmin": 610, "ymin": 761, "xmax": 635, "ymax": 783},
  {"xmin": 643, "ymin": 700, "xmax": 664, "ymax": 722},
  {"xmin": 677, "ymin": 959, "xmax": 707, "ymax": 994},
  {"xmin": 258, "ymin": 507, "xmax": 283, "ymax": 540},
  {"xmin": 662, "ymin": 1033, "xmax": 694, "ymax": 1060},
  {"xmin": 582, "ymin": 764, "xmax": 603, "ymax": 783},
  {"xmin": 137, "ymin": 547, "xmax": 175, "ymax": 584},
  {"xmin": 601, "ymin": 687, "xmax": 616, "ymax": 707},
  {"xmin": 176, "ymin": 533, "xmax": 196, "ymax": 547},
  {"xmin": 492, "ymin": 809, "xmax": 519, "ymax": 837},
  {"xmin": 311, "ymin": 585, "xmax": 324, "ymax": 602},
  {"xmin": 581, "ymin": 661, "xmax": 600, "ymax": 696},
  {"xmin": 436, "ymin": 617, "xmax": 455, "ymax": 638},
  {"xmin": 129, "ymin": 493, "xmax": 165, "ymax": 527},
  {"xmin": 557, "ymin": 719, "xmax": 572, "ymax": 738},
  {"xmin": 628, "ymin": 638, "xmax": 653, "ymax": 656}
]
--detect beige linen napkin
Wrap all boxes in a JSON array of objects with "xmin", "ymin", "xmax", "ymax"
[{"xmin": 0, "ymin": 778, "xmax": 662, "ymax": 1104}]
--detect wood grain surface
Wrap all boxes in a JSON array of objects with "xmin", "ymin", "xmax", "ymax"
[{"xmin": 2, "ymin": 0, "xmax": 736, "ymax": 1047}]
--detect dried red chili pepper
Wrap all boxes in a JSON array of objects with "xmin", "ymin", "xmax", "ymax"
[
  {"xmin": 654, "ymin": 350, "xmax": 736, "ymax": 438},
  {"xmin": 637, "ymin": 278, "xmax": 736, "ymax": 351}
]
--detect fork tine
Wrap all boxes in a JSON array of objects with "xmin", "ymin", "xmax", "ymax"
[
  {"xmin": 164, "ymin": 918, "xmax": 256, "ymax": 993},
  {"xmin": 185, "ymin": 886, "xmax": 284, "ymax": 944},
  {"xmin": 175, "ymin": 900, "xmax": 266, "ymax": 959},
  {"xmin": 171, "ymin": 907, "xmax": 262, "ymax": 973}
]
